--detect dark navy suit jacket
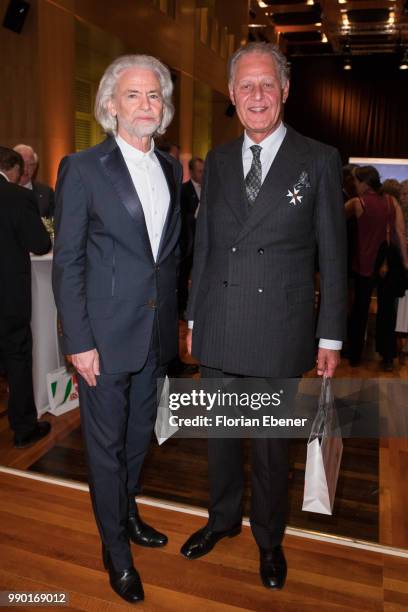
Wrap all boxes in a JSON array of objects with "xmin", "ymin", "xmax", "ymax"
[{"xmin": 52, "ymin": 136, "xmax": 182, "ymax": 374}]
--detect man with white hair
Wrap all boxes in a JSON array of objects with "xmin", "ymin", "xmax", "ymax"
[
  {"xmin": 52, "ymin": 55, "xmax": 182, "ymax": 603},
  {"xmin": 13, "ymin": 144, "xmax": 55, "ymax": 218}
]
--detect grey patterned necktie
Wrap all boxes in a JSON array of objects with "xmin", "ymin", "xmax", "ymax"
[{"xmin": 245, "ymin": 144, "xmax": 262, "ymax": 206}]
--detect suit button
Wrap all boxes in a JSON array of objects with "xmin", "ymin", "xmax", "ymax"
[
  {"xmin": 148, "ymin": 299, "xmax": 157, "ymax": 309},
  {"xmin": 155, "ymin": 265, "xmax": 160, "ymax": 271},
  {"xmin": 223, "ymin": 281, "xmax": 228, "ymax": 287},
  {"xmin": 231, "ymin": 247, "xmax": 237, "ymax": 253},
  {"xmin": 258, "ymin": 287, "xmax": 264, "ymax": 293},
  {"xmin": 258, "ymin": 248, "xmax": 264, "ymax": 255}
]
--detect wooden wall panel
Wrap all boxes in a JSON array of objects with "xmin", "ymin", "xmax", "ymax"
[
  {"xmin": 0, "ymin": 0, "xmax": 40, "ymax": 152},
  {"xmin": 37, "ymin": 0, "xmax": 75, "ymax": 187}
]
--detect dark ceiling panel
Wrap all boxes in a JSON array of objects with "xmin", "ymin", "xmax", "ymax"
[
  {"xmin": 287, "ymin": 42, "xmax": 334, "ymax": 55},
  {"xmin": 347, "ymin": 9, "xmax": 390, "ymax": 24},
  {"xmin": 263, "ymin": 0, "xmax": 309, "ymax": 5},
  {"xmin": 271, "ymin": 10, "xmax": 322, "ymax": 26},
  {"xmin": 283, "ymin": 31, "xmax": 322, "ymax": 42},
  {"xmin": 346, "ymin": 33, "xmax": 395, "ymax": 44}
]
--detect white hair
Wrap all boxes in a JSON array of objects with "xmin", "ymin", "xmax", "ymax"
[
  {"xmin": 228, "ymin": 42, "xmax": 290, "ymax": 89},
  {"xmin": 13, "ymin": 143, "xmax": 38, "ymax": 164},
  {"xmin": 95, "ymin": 54, "xmax": 174, "ymax": 136}
]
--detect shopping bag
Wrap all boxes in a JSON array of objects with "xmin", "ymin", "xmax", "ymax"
[
  {"xmin": 302, "ymin": 376, "xmax": 343, "ymax": 515},
  {"xmin": 155, "ymin": 376, "xmax": 179, "ymax": 445},
  {"xmin": 46, "ymin": 366, "xmax": 79, "ymax": 416}
]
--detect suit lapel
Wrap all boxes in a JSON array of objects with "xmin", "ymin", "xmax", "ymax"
[
  {"xmin": 234, "ymin": 126, "xmax": 310, "ymax": 244},
  {"xmin": 99, "ymin": 138, "xmax": 153, "ymax": 259},
  {"xmin": 155, "ymin": 150, "xmax": 178, "ymax": 261},
  {"xmin": 215, "ymin": 136, "xmax": 248, "ymax": 227}
]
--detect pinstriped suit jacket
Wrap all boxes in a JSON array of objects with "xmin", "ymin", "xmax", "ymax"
[{"xmin": 187, "ymin": 125, "xmax": 347, "ymax": 377}]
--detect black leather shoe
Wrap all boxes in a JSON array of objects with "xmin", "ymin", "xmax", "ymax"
[
  {"xmin": 128, "ymin": 513, "xmax": 168, "ymax": 548},
  {"xmin": 102, "ymin": 545, "xmax": 144, "ymax": 604},
  {"xmin": 180, "ymin": 524, "xmax": 241, "ymax": 560},
  {"xmin": 260, "ymin": 546, "xmax": 287, "ymax": 590},
  {"xmin": 14, "ymin": 421, "xmax": 51, "ymax": 449}
]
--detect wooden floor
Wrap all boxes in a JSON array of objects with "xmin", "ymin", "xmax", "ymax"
[
  {"xmin": 27, "ymin": 427, "xmax": 380, "ymax": 543},
  {"xmin": 0, "ymin": 319, "xmax": 407, "ymax": 551},
  {"xmin": 0, "ymin": 470, "xmax": 407, "ymax": 612}
]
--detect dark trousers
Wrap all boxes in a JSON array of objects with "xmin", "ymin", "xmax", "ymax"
[
  {"xmin": 0, "ymin": 316, "xmax": 37, "ymax": 435},
  {"xmin": 201, "ymin": 365, "xmax": 290, "ymax": 551},
  {"xmin": 177, "ymin": 254, "xmax": 193, "ymax": 316},
  {"xmin": 349, "ymin": 273, "xmax": 397, "ymax": 362},
  {"xmin": 78, "ymin": 320, "xmax": 167, "ymax": 571}
]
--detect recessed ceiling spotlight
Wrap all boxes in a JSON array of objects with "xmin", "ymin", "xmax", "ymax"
[
  {"xmin": 344, "ymin": 58, "xmax": 352, "ymax": 70},
  {"xmin": 306, "ymin": 0, "xmax": 315, "ymax": 5},
  {"xmin": 338, "ymin": 0, "xmax": 346, "ymax": 4},
  {"xmin": 400, "ymin": 50, "xmax": 408, "ymax": 70},
  {"xmin": 321, "ymin": 33, "xmax": 328, "ymax": 43},
  {"xmin": 388, "ymin": 10, "xmax": 395, "ymax": 24},
  {"xmin": 315, "ymin": 22, "xmax": 322, "ymax": 26},
  {"xmin": 258, "ymin": 1, "xmax": 268, "ymax": 7},
  {"xmin": 248, "ymin": 23, "xmax": 267, "ymax": 28}
]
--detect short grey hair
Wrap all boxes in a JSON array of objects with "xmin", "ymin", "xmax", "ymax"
[
  {"xmin": 95, "ymin": 54, "xmax": 175, "ymax": 136},
  {"xmin": 228, "ymin": 42, "xmax": 290, "ymax": 88}
]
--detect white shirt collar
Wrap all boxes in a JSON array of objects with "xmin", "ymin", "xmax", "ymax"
[
  {"xmin": 243, "ymin": 122, "xmax": 286, "ymax": 154},
  {"xmin": 191, "ymin": 178, "xmax": 201, "ymax": 192},
  {"xmin": 0, "ymin": 171, "xmax": 9, "ymax": 182},
  {"xmin": 24, "ymin": 180, "xmax": 33, "ymax": 190},
  {"xmin": 116, "ymin": 134, "xmax": 157, "ymax": 165}
]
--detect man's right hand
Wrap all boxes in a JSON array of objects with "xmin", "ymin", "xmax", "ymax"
[
  {"xmin": 186, "ymin": 329, "xmax": 192, "ymax": 355},
  {"xmin": 71, "ymin": 349, "xmax": 100, "ymax": 387}
]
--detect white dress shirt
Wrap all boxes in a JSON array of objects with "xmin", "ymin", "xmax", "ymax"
[
  {"xmin": 243, "ymin": 121, "xmax": 287, "ymax": 182},
  {"xmin": 0, "ymin": 171, "xmax": 10, "ymax": 182},
  {"xmin": 191, "ymin": 179, "xmax": 201, "ymax": 200},
  {"xmin": 116, "ymin": 135, "xmax": 170, "ymax": 261},
  {"xmin": 191, "ymin": 178, "xmax": 201, "ymax": 218},
  {"xmin": 190, "ymin": 124, "xmax": 342, "ymax": 351}
]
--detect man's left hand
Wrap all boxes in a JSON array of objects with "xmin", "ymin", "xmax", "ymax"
[{"xmin": 316, "ymin": 348, "xmax": 340, "ymax": 378}]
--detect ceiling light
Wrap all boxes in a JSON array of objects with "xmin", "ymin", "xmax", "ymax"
[
  {"xmin": 342, "ymin": 14, "xmax": 350, "ymax": 26},
  {"xmin": 248, "ymin": 23, "xmax": 266, "ymax": 28},
  {"xmin": 388, "ymin": 10, "xmax": 395, "ymax": 24},
  {"xmin": 321, "ymin": 33, "xmax": 328, "ymax": 43},
  {"xmin": 315, "ymin": 22, "xmax": 322, "ymax": 26},
  {"xmin": 344, "ymin": 59, "xmax": 352, "ymax": 70},
  {"xmin": 338, "ymin": 0, "xmax": 346, "ymax": 4},
  {"xmin": 400, "ymin": 50, "xmax": 408, "ymax": 70},
  {"xmin": 258, "ymin": 1, "xmax": 268, "ymax": 7},
  {"xmin": 306, "ymin": 0, "xmax": 315, "ymax": 5}
]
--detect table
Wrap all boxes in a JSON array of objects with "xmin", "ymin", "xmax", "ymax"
[{"xmin": 31, "ymin": 252, "xmax": 63, "ymax": 416}]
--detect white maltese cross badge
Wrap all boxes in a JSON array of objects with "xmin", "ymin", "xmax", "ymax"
[
  {"xmin": 286, "ymin": 171, "xmax": 310, "ymax": 206},
  {"xmin": 286, "ymin": 188, "xmax": 303, "ymax": 205}
]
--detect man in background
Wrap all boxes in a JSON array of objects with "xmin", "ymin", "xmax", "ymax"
[
  {"xmin": 0, "ymin": 147, "xmax": 51, "ymax": 447},
  {"xmin": 13, "ymin": 144, "xmax": 55, "ymax": 217},
  {"xmin": 178, "ymin": 156, "xmax": 204, "ymax": 317}
]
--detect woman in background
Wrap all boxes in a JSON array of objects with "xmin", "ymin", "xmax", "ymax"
[
  {"xmin": 346, "ymin": 167, "xmax": 408, "ymax": 371},
  {"xmin": 395, "ymin": 179, "xmax": 408, "ymax": 363}
]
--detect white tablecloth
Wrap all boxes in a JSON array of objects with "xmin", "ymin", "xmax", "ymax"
[{"xmin": 31, "ymin": 252, "xmax": 63, "ymax": 416}]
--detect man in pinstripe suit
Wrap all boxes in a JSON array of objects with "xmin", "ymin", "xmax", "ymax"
[{"xmin": 180, "ymin": 43, "xmax": 347, "ymax": 590}]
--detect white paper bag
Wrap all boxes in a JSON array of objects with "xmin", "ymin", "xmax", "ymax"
[
  {"xmin": 154, "ymin": 376, "xmax": 179, "ymax": 445},
  {"xmin": 46, "ymin": 366, "xmax": 79, "ymax": 416},
  {"xmin": 302, "ymin": 376, "xmax": 343, "ymax": 515}
]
